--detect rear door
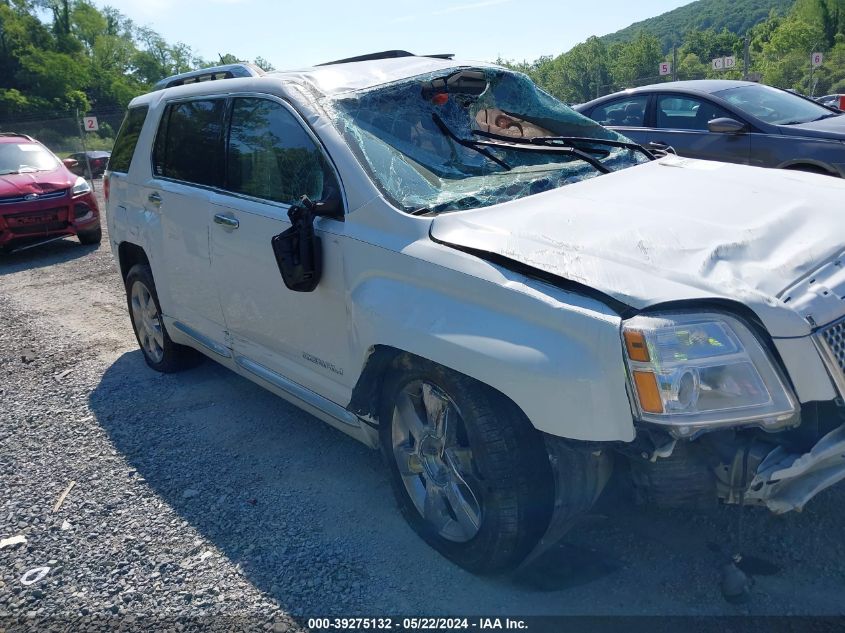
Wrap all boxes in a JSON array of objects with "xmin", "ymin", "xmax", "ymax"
[
  {"xmin": 649, "ymin": 94, "xmax": 751, "ymax": 163},
  {"xmin": 586, "ymin": 95, "xmax": 653, "ymax": 147},
  {"xmin": 144, "ymin": 98, "xmax": 229, "ymax": 347}
]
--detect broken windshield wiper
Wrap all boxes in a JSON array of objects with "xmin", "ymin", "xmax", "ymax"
[
  {"xmin": 469, "ymin": 135, "xmax": 612, "ymax": 175},
  {"xmin": 431, "ymin": 114, "xmax": 511, "ymax": 172},
  {"xmin": 473, "ymin": 130, "xmax": 655, "ymax": 161}
]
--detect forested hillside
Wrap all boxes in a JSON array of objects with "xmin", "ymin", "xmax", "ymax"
[
  {"xmin": 0, "ymin": 0, "xmax": 267, "ymax": 121},
  {"xmin": 502, "ymin": 0, "xmax": 845, "ymax": 104},
  {"xmin": 2, "ymin": 0, "xmax": 844, "ymax": 149},
  {"xmin": 601, "ymin": 0, "xmax": 794, "ymax": 51}
]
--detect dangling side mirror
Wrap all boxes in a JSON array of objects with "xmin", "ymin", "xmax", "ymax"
[{"xmin": 271, "ymin": 194, "xmax": 342, "ymax": 293}]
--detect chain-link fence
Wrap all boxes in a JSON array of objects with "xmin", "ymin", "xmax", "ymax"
[{"xmin": 0, "ymin": 108, "xmax": 126, "ymax": 182}]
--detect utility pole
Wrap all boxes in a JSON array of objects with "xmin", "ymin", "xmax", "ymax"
[
  {"xmin": 743, "ymin": 35, "xmax": 750, "ymax": 79},
  {"xmin": 672, "ymin": 45, "xmax": 678, "ymax": 81},
  {"xmin": 809, "ymin": 42, "xmax": 820, "ymax": 97},
  {"xmin": 75, "ymin": 108, "xmax": 95, "ymax": 193},
  {"xmin": 596, "ymin": 66, "xmax": 601, "ymax": 99}
]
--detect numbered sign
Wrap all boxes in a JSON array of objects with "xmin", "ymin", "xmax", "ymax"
[
  {"xmin": 659, "ymin": 62, "xmax": 672, "ymax": 76},
  {"xmin": 724, "ymin": 56, "xmax": 737, "ymax": 69},
  {"xmin": 712, "ymin": 57, "xmax": 725, "ymax": 71},
  {"xmin": 83, "ymin": 116, "xmax": 99, "ymax": 132},
  {"xmin": 812, "ymin": 52, "xmax": 824, "ymax": 67}
]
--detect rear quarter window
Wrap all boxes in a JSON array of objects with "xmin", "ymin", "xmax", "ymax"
[
  {"xmin": 153, "ymin": 99, "xmax": 225, "ymax": 187},
  {"xmin": 109, "ymin": 106, "xmax": 149, "ymax": 173}
]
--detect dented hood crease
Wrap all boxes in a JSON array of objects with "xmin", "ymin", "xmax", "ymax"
[
  {"xmin": 0, "ymin": 169, "xmax": 72, "ymax": 196},
  {"xmin": 430, "ymin": 158, "xmax": 845, "ymax": 338}
]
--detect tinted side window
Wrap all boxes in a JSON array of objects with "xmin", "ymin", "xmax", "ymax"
[
  {"xmin": 590, "ymin": 96, "xmax": 648, "ymax": 127},
  {"xmin": 153, "ymin": 99, "xmax": 225, "ymax": 186},
  {"xmin": 226, "ymin": 98, "xmax": 339, "ymax": 205},
  {"xmin": 109, "ymin": 106, "xmax": 148, "ymax": 173},
  {"xmin": 656, "ymin": 96, "xmax": 732, "ymax": 131}
]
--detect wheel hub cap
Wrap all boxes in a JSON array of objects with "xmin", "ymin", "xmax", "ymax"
[
  {"xmin": 130, "ymin": 281, "xmax": 165, "ymax": 364},
  {"xmin": 391, "ymin": 381, "xmax": 483, "ymax": 543},
  {"xmin": 418, "ymin": 434, "xmax": 449, "ymax": 486}
]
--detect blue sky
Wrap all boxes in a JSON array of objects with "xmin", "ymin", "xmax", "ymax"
[{"xmin": 100, "ymin": 0, "xmax": 694, "ymax": 69}]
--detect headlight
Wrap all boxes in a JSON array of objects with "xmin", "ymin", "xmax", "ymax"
[
  {"xmin": 621, "ymin": 312, "xmax": 797, "ymax": 437},
  {"xmin": 72, "ymin": 177, "xmax": 91, "ymax": 196}
]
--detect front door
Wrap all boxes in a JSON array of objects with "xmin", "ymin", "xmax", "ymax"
[
  {"xmin": 649, "ymin": 94, "xmax": 751, "ymax": 164},
  {"xmin": 209, "ymin": 96, "xmax": 353, "ymax": 405}
]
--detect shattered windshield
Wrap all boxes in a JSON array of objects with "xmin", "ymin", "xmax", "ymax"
[{"xmin": 324, "ymin": 67, "xmax": 649, "ymax": 213}]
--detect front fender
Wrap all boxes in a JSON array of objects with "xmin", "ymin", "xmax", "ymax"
[{"xmin": 347, "ymin": 253, "xmax": 636, "ymax": 443}]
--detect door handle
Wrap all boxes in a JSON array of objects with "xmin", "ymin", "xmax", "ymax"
[
  {"xmin": 147, "ymin": 192, "xmax": 162, "ymax": 207},
  {"xmin": 213, "ymin": 213, "xmax": 239, "ymax": 229}
]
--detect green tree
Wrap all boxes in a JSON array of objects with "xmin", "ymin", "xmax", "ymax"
[
  {"xmin": 253, "ymin": 55, "xmax": 275, "ymax": 71},
  {"xmin": 608, "ymin": 32, "xmax": 663, "ymax": 87}
]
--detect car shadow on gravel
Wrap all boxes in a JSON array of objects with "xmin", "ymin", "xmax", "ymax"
[
  {"xmin": 88, "ymin": 350, "xmax": 397, "ymax": 615},
  {"xmin": 0, "ymin": 236, "xmax": 96, "ymax": 275},
  {"xmin": 88, "ymin": 351, "xmax": 845, "ymax": 615}
]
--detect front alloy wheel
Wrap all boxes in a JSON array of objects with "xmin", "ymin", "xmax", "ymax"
[
  {"xmin": 392, "ymin": 381, "xmax": 483, "ymax": 543},
  {"xmin": 380, "ymin": 355, "xmax": 554, "ymax": 573}
]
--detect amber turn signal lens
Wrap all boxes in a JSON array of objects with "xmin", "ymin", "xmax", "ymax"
[
  {"xmin": 632, "ymin": 370, "xmax": 664, "ymax": 413},
  {"xmin": 624, "ymin": 330, "xmax": 650, "ymax": 362}
]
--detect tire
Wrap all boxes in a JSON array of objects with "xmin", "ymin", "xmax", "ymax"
[
  {"xmin": 379, "ymin": 355, "xmax": 554, "ymax": 573},
  {"xmin": 125, "ymin": 264, "xmax": 201, "ymax": 373},
  {"xmin": 77, "ymin": 225, "xmax": 102, "ymax": 245}
]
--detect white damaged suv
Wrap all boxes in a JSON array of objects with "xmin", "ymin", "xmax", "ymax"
[{"xmin": 106, "ymin": 53, "xmax": 845, "ymax": 573}]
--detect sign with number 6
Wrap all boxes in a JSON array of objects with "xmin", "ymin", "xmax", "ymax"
[
  {"xmin": 812, "ymin": 53, "xmax": 824, "ymax": 67},
  {"xmin": 83, "ymin": 116, "xmax": 99, "ymax": 132}
]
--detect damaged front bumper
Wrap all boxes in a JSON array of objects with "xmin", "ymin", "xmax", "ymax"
[{"xmin": 741, "ymin": 423, "xmax": 845, "ymax": 513}]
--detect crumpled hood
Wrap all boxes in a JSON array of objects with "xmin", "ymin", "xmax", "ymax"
[
  {"xmin": 0, "ymin": 169, "xmax": 72, "ymax": 197},
  {"xmin": 430, "ymin": 156, "xmax": 845, "ymax": 338}
]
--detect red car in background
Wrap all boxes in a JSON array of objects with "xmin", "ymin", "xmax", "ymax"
[{"xmin": 0, "ymin": 133, "xmax": 101, "ymax": 253}]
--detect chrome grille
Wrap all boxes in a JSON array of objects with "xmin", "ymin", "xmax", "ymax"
[
  {"xmin": 0, "ymin": 188, "xmax": 68, "ymax": 205},
  {"xmin": 817, "ymin": 317, "xmax": 845, "ymax": 398}
]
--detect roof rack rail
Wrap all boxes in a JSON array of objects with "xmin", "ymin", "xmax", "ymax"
[
  {"xmin": 0, "ymin": 132, "xmax": 34, "ymax": 141},
  {"xmin": 153, "ymin": 63, "xmax": 265, "ymax": 91},
  {"xmin": 318, "ymin": 50, "xmax": 455, "ymax": 66}
]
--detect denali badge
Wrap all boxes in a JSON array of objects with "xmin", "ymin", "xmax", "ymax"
[{"xmin": 302, "ymin": 352, "xmax": 343, "ymax": 376}]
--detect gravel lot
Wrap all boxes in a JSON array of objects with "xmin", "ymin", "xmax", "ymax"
[{"xmin": 1, "ymin": 191, "xmax": 845, "ymax": 630}]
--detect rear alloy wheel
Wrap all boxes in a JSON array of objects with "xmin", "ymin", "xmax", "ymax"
[
  {"xmin": 380, "ymin": 356, "xmax": 553, "ymax": 573},
  {"xmin": 125, "ymin": 264, "xmax": 200, "ymax": 373},
  {"xmin": 130, "ymin": 280, "xmax": 165, "ymax": 365}
]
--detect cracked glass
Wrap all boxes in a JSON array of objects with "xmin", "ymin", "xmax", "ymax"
[{"xmin": 324, "ymin": 67, "xmax": 649, "ymax": 214}]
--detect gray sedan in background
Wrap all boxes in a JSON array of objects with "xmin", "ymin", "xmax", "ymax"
[{"xmin": 575, "ymin": 80, "xmax": 845, "ymax": 177}]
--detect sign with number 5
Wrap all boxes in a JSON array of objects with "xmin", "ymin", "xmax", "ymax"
[
  {"xmin": 659, "ymin": 62, "xmax": 671, "ymax": 76},
  {"xmin": 83, "ymin": 116, "xmax": 99, "ymax": 132}
]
